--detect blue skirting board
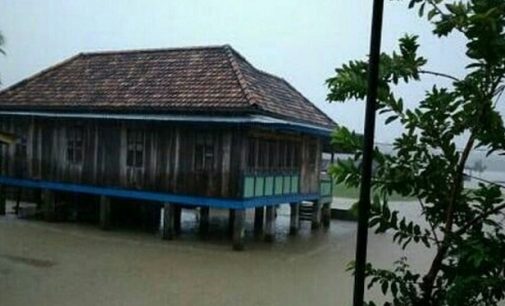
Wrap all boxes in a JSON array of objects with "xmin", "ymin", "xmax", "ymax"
[{"xmin": 0, "ymin": 176, "xmax": 320, "ymax": 209}]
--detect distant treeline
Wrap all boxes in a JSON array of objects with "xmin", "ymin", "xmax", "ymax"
[{"xmin": 324, "ymin": 147, "xmax": 505, "ymax": 173}]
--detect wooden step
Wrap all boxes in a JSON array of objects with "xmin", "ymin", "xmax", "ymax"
[{"xmin": 299, "ymin": 203, "xmax": 315, "ymax": 222}]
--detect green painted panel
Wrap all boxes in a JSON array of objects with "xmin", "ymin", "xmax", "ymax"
[
  {"xmin": 274, "ymin": 176, "xmax": 283, "ymax": 195},
  {"xmin": 283, "ymin": 176, "xmax": 291, "ymax": 194},
  {"xmin": 244, "ymin": 176, "xmax": 255, "ymax": 198},
  {"xmin": 264, "ymin": 176, "xmax": 274, "ymax": 196},
  {"xmin": 255, "ymin": 177, "xmax": 265, "ymax": 197},
  {"xmin": 320, "ymin": 181, "xmax": 332, "ymax": 197},
  {"xmin": 291, "ymin": 175, "xmax": 299, "ymax": 193},
  {"xmin": 244, "ymin": 172, "xmax": 302, "ymax": 198}
]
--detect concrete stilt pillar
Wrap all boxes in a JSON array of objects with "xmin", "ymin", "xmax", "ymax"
[
  {"xmin": 253, "ymin": 206, "xmax": 264, "ymax": 238},
  {"xmin": 174, "ymin": 205, "xmax": 182, "ymax": 235},
  {"xmin": 161, "ymin": 203, "xmax": 175, "ymax": 240},
  {"xmin": 99, "ymin": 195, "xmax": 111, "ymax": 230},
  {"xmin": 36, "ymin": 189, "xmax": 43, "ymax": 211},
  {"xmin": 289, "ymin": 203, "xmax": 300, "ymax": 235},
  {"xmin": 322, "ymin": 202, "xmax": 331, "ymax": 228},
  {"xmin": 199, "ymin": 206, "xmax": 210, "ymax": 237},
  {"xmin": 228, "ymin": 209, "xmax": 235, "ymax": 237},
  {"xmin": 42, "ymin": 189, "xmax": 56, "ymax": 222},
  {"xmin": 15, "ymin": 187, "xmax": 21, "ymax": 215},
  {"xmin": 265, "ymin": 205, "xmax": 275, "ymax": 242},
  {"xmin": 0, "ymin": 185, "xmax": 7, "ymax": 216},
  {"xmin": 311, "ymin": 200, "xmax": 322, "ymax": 230},
  {"xmin": 232, "ymin": 209, "xmax": 246, "ymax": 251},
  {"xmin": 0, "ymin": 185, "xmax": 6, "ymax": 216}
]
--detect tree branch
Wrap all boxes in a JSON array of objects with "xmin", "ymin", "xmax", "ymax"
[
  {"xmin": 454, "ymin": 202, "xmax": 505, "ymax": 236},
  {"xmin": 420, "ymin": 70, "xmax": 460, "ymax": 82},
  {"xmin": 426, "ymin": 0, "xmax": 445, "ymax": 16},
  {"xmin": 418, "ymin": 197, "xmax": 441, "ymax": 246},
  {"xmin": 420, "ymin": 69, "xmax": 502, "ymax": 301},
  {"xmin": 421, "ymin": 133, "xmax": 476, "ymax": 301}
]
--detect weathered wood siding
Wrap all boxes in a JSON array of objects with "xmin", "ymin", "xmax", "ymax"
[
  {"xmin": 0, "ymin": 116, "xmax": 322, "ymax": 198},
  {"xmin": 245, "ymin": 128, "xmax": 322, "ymax": 195}
]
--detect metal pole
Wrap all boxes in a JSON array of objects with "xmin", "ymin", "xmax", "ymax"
[{"xmin": 353, "ymin": 0, "xmax": 385, "ymax": 305}]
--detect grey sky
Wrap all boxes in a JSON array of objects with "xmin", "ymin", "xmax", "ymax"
[{"xmin": 0, "ymin": 0, "xmax": 502, "ymax": 144}]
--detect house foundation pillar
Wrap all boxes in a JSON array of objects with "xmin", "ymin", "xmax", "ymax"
[
  {"xmin": 14, "ymin": 187, "xmax": 21, "ymax": 215},
  {"xmin": 289, "ymin": 203, "xmax": 300, "ymax": 235},
  {"xmin": 99, "ymin": 195, "xmax": 111, "ymax": 230},
  {"xmin": 232, "ymin": 209, "xmax": 246, "ymax": 251},
  {"xmin": 174, "ymin": 205, "xmax": 182, "ymax": 235},
  {"xmin": 254, "ymin": 206, "xmax": 264, "ymax": 238},
  {"xmin": 0, "ymin": 185, "xmax": 5, "ymax": 216},
  {"xmin": 311, "ymin": 200, "xmax": 322, "ymax": 230},
  {"xmin": 42, "ymin": 189, "xmax": 56, "ymax": 222},
  {"xmin": 161, "ymin": 203, "xmax": 175, "ymax": 240},
  {"xmin": 322, "ymin": 202, "xmax": 331, "ymax": 228},
  {"xmin": 199, "ymin": 206, "xmax": 210, "ymax": 237},
  {"xmin": 228, "ymin": 209, "xmax": 235, "ymax": 237},
  {"xmin": 265, "ymin": 205, "xmax": 276, "ymax": 242}
]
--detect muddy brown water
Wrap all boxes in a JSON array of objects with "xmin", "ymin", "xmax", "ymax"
[{"xmin": 0, "ymin": 200, "xmax": 502, "ymax": 306}]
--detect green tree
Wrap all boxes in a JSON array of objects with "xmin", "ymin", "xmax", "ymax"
[{"xmin": 326, "ymin": 0, "xmax": 505, "ymax": 305}]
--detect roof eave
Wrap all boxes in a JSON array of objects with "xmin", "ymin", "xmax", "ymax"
[{"xmin": 0, "ymin": 110, "xmax": 333, "ymax": 138}]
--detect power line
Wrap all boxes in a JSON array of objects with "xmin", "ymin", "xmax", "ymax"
[
  {"xmin": 464, "ymin": 173, "xmax": 505, "ymax": 189},
  {"xmin": 375, "ymin": 141, "xmax": 492, "ymax": 152}
]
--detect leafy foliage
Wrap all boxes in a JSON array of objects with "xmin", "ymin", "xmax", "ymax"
[{"xmin": 327, "ymin": 0, "xmax": 505, "ymax": 305}]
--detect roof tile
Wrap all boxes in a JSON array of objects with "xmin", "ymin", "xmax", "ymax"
[{"xmin": 0, "ymin": 45, "xmax": 335, "ymax": 128}]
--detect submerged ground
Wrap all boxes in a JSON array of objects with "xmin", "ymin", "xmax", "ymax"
[{"xmin": 0, "ymin": 200, "xmax": 502, "ymax": 306}]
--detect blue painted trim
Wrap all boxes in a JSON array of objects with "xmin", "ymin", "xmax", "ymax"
[
  {"xmin": 242, "ymin": 193, "xmax": 320, "ymax": 208},
  {"xmin": 0, "ymin": 176, "xmax": 320, "ymax": 209}
]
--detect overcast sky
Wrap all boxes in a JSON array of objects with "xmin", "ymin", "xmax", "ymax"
[{"xmin": 0, "ymin": 0, "xmax": 503, "ymax": 144}]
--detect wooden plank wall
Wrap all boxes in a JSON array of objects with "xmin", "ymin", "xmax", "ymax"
[
  {"xmin": 300, "ymin": 134, "xmax": 322, "ymax": 194},
  {"xmin": 246, "ymin": 128, "xmax": 321, "ymax": 195},
  {"xmin": 0, "ymin": 116, "xmax": 321, "ymax": 199}
]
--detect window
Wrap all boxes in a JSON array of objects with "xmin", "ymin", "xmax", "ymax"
[
  {"xmin": 278, "ymin": 141, "xmax": 287, "ymax": 170},
  {"xmin": 14, "ymin": 124, "xmax": 27, "ymax": 158},
  {"xmin": 67, "ymin": 126, "xmax": 83, "ymax": 164},
  {"xmin": 258, "ymin": 140, "xmax": 269, "ymax": 170},
  {"xmin": 308, "ymin": 141, "xmax": 318, "ymax": 169},
  {"xmin": 194, "ymin": 133, "xmax": 215, "ymax": 171},
  {"xmin": 14, "ymin": 125, "xmax": 29, "ymax": 177},
  {"xmin": 247, "ymin": 138, "xmax": 257, "ymax": 170},
  {"xmin": 292, "ymin": 143, "xmax": 301, "ymax": 170},
  {"xmin": 286, "ymin": 141, "xmax": 295, "ymax": 170},
  {"xmin": 15, "ymin": 134, "xmax": 27, "ymax": 159},
  {"xmin": 126, "ymin": 129, "xmax": 144, "ymax": 168},
  {"xmin": 247, "ymin": 137, "xmax": 302, "ymax": 172},
  {"xmin": 267, "ymin": 140, "xmax": 277, "ymax": 170},
  {"xmin": 284, "ymin": 141, "xmax": 301, "ymax": 171}
]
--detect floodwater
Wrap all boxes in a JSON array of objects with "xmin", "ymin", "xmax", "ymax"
[{"xmin": 0, "ymin": 200, "xmax": 501, "ymax": 306}]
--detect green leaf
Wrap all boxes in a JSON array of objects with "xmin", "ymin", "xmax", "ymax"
[
  {"xmin": 428, "ymin": 9, "xmax": 437, "ymax": 21},
  {"xmin": 385, "ymin": 115, "xmax": 399, "ymax": 125},
  {"xmin": 381, "ymin": 281, "xmax": 389, "ymax": 294}
]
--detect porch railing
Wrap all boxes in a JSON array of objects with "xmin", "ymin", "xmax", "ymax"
[
  {"xmin": 319, "ymin": 174, "xmax": 333, "ymax": 199},
  {"xmin": 243, "ymin": 171, "xmax": 300, "ymax": 198}
]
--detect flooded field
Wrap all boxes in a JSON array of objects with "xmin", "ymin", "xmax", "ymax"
[{"xmin": 0, "ymin": 200, "xmax": 501, "ymax": 306}]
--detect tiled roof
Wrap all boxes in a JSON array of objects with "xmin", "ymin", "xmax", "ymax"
[{"xmin": 0, "ymin": 45, "xmax": 336, "ymax": 128}]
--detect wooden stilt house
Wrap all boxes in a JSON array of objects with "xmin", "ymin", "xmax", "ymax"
[{"xmin": 0, "ymin": 45, "xmax": 336, "ymax": 249}]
